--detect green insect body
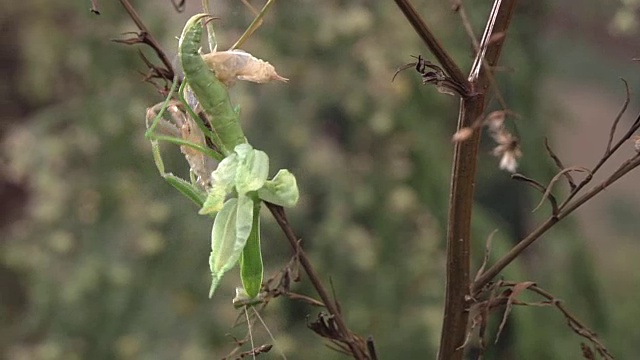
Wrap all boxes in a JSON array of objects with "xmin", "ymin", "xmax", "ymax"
[
  {"xmin": 145, "ymin": 13, "xmax": 300, "ymax": 301},
  {"xmin": 179, "ymin": 15, "xmax": 247, "ymax": 156}
]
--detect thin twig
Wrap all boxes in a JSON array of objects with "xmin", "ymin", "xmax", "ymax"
[
  {"xmin": 559, "ymin": 86, "xmax": 639, "ymax": 209},
  {"xmin": 473, "ymin": 73, "xmax": 640, "ymax": 305},
  {"xmin": 450, "ymin": 0, "xmax": 479, "ymax": 50},
  {"xmin": 473, "ymin": 153, "xmax": 640, "ymax": 294},
  {"xmin": 500, "ymin": 282, "xmax": 614, "ymax": 359},
  {"xmin": 265, "ymin": 203, "xmax": 368, "ymax": 360},
  {"xmin": 511, "ymin": 173, "xmax": 559, "ymax": 216},
  {"xmin": 544, "ymin": 137, "xmax": 577, "ymax": 190},
  {"xmin": 117, "ymin": 0, "xmax": 175, "ymax": 82},
  {"xmin": 531, "ymin": 166, "xmax": 590, "ymax": 214},
  {"xmin": 474, "ymin": 229, "xmax": 498, "ymax": 282},
  {"xmin": 494, "ymin": 281, "xmax": 535, "ymax": 343},
  {"xmin": 606, "ymin": 78, "xmax": 630, "ymax": 154}
]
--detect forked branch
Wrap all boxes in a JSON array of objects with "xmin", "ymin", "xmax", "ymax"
[
  {"xmin": 468, "ymin": 281, "xmax": 613, "ymax": 359},
  {"xmin": 473, "ymin": 104, "xmax": 640, "ymax": 294}
]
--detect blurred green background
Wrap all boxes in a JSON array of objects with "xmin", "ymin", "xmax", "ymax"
[{"xmin": 1, "ymin": 1, "xmax": 639, "ymax": 359}]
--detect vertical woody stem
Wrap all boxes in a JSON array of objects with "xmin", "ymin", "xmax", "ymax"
[{"xmin": 438, "ymin": 1, "xmax": 517, "ymax": 359}]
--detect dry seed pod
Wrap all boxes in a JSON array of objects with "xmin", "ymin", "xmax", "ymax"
[
  {"xmin": 491, "ymin": 132, "xmax": 522, "ymax": 173},
  {"xmin": 201, "ymin": 50, "xmax": 288, "ymax": 87},
  {"xmin": 485, "ymin": 110, "xmax": 506, "ymax": 132}
]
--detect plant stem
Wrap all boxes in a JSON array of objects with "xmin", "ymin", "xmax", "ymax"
[
  {"xmin": 265, "ymin": 203, "xmax": 367, "ymax": 360},
  {"xmin": 117, "ymin": 0, "xmax": 174, "ymax": 81},
  {"xmin": 438, "ymin": 1, "xmax": 517, "ymax": 359}
]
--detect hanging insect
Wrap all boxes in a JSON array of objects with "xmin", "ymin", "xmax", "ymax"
[
  {"xmin": 145, "ymin": 13, "xmax": 299, "ymax": 303},
  {"xmin": 393, "ymin": 55, "xmax": 468, "ymax": 96}
]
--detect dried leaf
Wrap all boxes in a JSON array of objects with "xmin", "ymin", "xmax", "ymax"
[
  {"xmin": 474, "ymin": 229, "xmax": 498, "ymax": 282},
  {"xmin": 532, "ymin": 166, "xmax": 591, "ymax": 213},
  {"xmin": 581, "ymin": 343, "xmax": 595, "ymax": 360},
  {"xmin": 202, "ymin": 50, "xmax": 288, "ymax": 86},
  {"xmin": 544, "ymin": 137, "xmax": 576, "ymax": 190},
  {"xmin": 436, "ymin": 84, "xmax": 456, "ymax": 96},
  {"xmin": 495, "ymin": 281, "xmax": 535, "ymax": 343},
  {"xmin": 511, "ymin": 174, "xmax": 559, "ymax": 215}
]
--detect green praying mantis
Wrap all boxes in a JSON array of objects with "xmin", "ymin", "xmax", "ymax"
[{"xmin": 145, "ymin": 11, "xmax": 298, "ymax": 303}]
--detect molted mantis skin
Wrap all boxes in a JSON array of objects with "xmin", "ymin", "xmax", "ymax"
[
  {"xmin": 202, "ymin": 50, "xmax": 288, "ymax": 87},
  {"xmin": 179, "ymin": 14, "xmax": 246, "ymax": 155},
  {"xmin": 178, "ymin": 109, "xmax": 215, "ymax": 186},
  {"xmin": 145, "ymin": 100, "xmax": 215, "ymax": 188}
]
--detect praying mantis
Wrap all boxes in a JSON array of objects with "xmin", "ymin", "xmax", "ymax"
[{"xmin": 145, "ymin": 6, "xmax": 297, "ymax": 302}]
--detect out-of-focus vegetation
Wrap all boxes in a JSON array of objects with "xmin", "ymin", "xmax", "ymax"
[{"xmin": 1, "ymin": 1, "xmax": 638, "ymax": 359}]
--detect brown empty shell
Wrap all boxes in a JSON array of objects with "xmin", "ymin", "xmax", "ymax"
[{"xmin": 201, "ymin": 50, "xmax": 288, "ymax": 87}]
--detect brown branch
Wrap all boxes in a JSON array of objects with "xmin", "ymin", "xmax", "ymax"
[
  {"xmin": 606, "ymin": 78, "xmax": 630, "ymax": 154},
  {"xmin": 474, "ymin": 98, "xmax": 640, "ymax": 296},
  {"xmin": 393, "ymin": 0, "xmax": 469, "ymax": 95},
  {"xmin": 437, "ymin": 1, "xmax": 518, "ymax": 359},
  {"xmin": 559, "ymin": 84, "xmax": 639, "ymax": 209},
  {"xmin": 511, "ymin": 173, "xmax": 559, "ymax": 215},
  {"xmin": 494, "ymin": 281, "xmax": 535, "ymax": 343},
  {"xmin": 544, "ymin": 137, "xmax": 577, "ymax": 190},
  {"xmin": 473, "ymin": 153, "xmax": 640, "ymax": 294},
  {"xmin": 116, "ymin": 0, "xmax": 175, "ymax": 82},
  {"xmin": 500, "ymin": 282, "xmax": 614, "ymax": 359},
  {"xmin": 470, "ymin": 280, "xmax": 612, "ymax": 358},
  {"xmin": 450, "ymin": 0, "xmax": 479, "ymax": 50},
  {"xmin": 265, "ymin": 203, "xmax": 368, "ymax": 360},
  {"xmin": 530, "ymin": 166, "xmax": 590, "ymax": 214}
]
